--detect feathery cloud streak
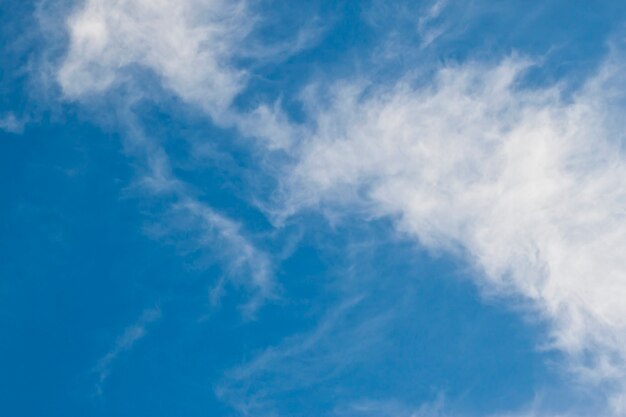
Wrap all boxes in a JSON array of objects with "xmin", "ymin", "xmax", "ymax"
[{"xmin": 94, "ymin": 307, "xmax": 161, "ymax": 394}]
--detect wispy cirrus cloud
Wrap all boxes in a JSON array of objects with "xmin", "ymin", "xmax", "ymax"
[
  {"xmin": 0, "ymin": 112, "xmax": 26, "ymax": 134},
  {"xmin": 94, "ymin": 307, "xmax": 161, "ymax": 394},
  {"xmin": 217, "ymin": 296, "xmax": 395, "ymax": 415},
  {"xmin": 118, "ymin": 108, "xmax": 276, "ymax": 314},
  {"xmin": 333, "ymin": 395, "xmax": 447, "ymax": 417},
  {"xmin": 148, "ymin": 197, "xmax": 275, "ymax": 316}
]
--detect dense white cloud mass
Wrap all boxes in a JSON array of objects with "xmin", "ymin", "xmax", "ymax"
[
  {"xmin": 282, "ymin": 57, "xmax": 626, "ymax": 412},
  {"xmin": 58, "ymin": 0, "xmax": 298, "ymax": 149},
  {"xmin": 58, "ymin": 0, "xmax": 248, "ymax": 116}
]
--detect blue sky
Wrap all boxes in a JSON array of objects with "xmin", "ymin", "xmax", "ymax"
[{"xmin": 2, "ymin": 1, "xmax": 626, "ymax": 416}]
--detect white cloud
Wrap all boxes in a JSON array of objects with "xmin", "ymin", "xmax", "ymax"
[
  {"xmin": 55, "ymin": 1, "xmax": 626, "ymax": 414},
  {"xmin": 58, "ymin": 0, "xmax": 248, "ymax": 116},
  {"xmin": 280, "ymin": 56, "xmax": 626, "ymax": 413},
  {"xmin": 118, "ymin": 113, "xmax": 276, "ymax": 314},
  {"xmin": 168, "ymin": 198, "xmax": 275, "ymax": 316},
  {"xmin": 57, "ymin": 1, "xmax": 277, "ymax": 311},
  {"xmin": 94, "ymin": 307, "xmax": 161, "ymax": 394},
  {"xmin": 0, "ymin": 113, "xmax": 25, "ymax": 134},
  {"xmin": 333, "ymin": 395, "xmax": 447, "ymax": 417},
  {"xmin": 216, "ymin": 296, "xmax": 392, "ymax": 415},
  {"xmin": 57, "ymin": 0, "xmax": 304, "ymax": 149},
  {"xmin": 417, "ymin": 0, "xmax": 448, "ymax": 48}
]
